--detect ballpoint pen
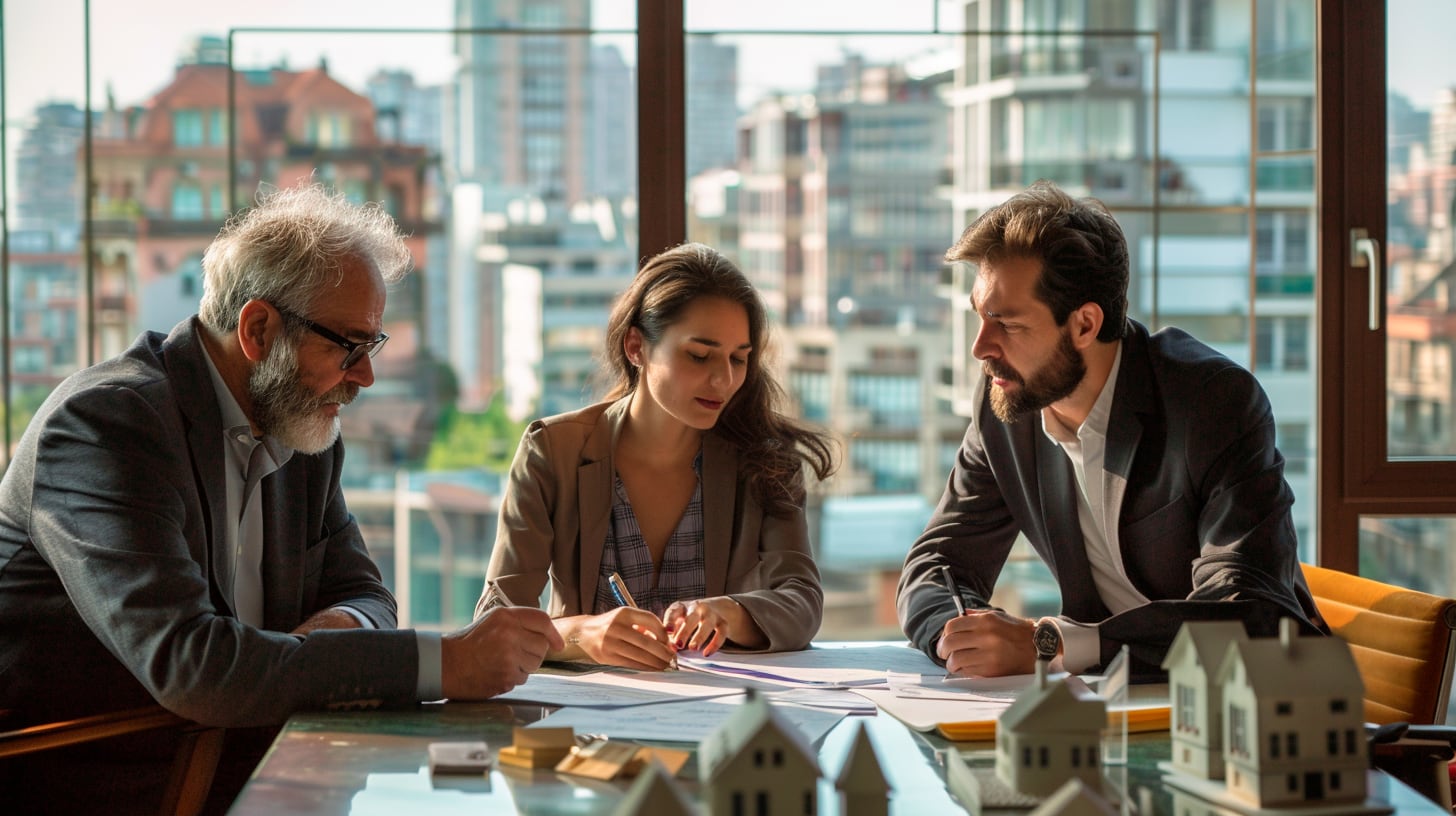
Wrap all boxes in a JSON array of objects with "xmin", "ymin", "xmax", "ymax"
[
  {"xmin": 607, "ymin": 572, "xmax": 638, "ymax": 609},
  {"xmin": 939, "ymin": 565, "xmax": 968, "ymax": 617},
  {"xmin": 607, "ymin": 571, "xmax": 676, "ymax": 669}
]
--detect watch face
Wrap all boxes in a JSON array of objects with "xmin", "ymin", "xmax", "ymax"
[{"xmin": 1033, "ymin": 621, "xmax": 1060, "ymax": 661}]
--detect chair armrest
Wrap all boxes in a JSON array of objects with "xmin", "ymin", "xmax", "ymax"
[{"xmin": 0, "ymin": 705, "xmax": 188, "ymax": 759}]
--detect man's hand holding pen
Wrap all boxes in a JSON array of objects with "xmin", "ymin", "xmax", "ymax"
[{"xmin": 935, "ymin": 564, "xmax": 1038, "ymax": 678}]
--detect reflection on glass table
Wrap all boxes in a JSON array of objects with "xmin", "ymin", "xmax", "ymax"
[{"xmin": 228, "ymin": 698, "xmax": 1449, "ymax": 815}]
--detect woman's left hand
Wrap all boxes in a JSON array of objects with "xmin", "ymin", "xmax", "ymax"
[{"xmin": 662, "ymin": 597, "xmax": 743, "ymax": 656}]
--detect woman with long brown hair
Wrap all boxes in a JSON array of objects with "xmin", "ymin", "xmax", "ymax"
[{"xmin": 477, "ymin": 243, "xmax": 836, "ymax": 669}]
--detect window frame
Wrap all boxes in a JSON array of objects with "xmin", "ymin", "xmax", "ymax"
[{"xmin": 1317, "ymin": 1, "xmax": 1456, "ymax": 572}]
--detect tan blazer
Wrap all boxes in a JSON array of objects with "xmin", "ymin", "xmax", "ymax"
[{"xmin": 478, "ymin": 398, "xmax": 823, "ymax": 651}]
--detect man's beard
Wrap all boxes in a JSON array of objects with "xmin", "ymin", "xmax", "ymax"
[
  {"xmin": 249, "ymin": 335, "xmax": 358, "ymax": 454},
  {"xmin": 984, "ymin": 330, "xmax": 1086, "ymax": 424}
]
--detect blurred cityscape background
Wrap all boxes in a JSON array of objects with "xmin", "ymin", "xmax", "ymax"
[{"xmin": 4, "ymin": 0, "xmax": 1453, "ymax": 638}]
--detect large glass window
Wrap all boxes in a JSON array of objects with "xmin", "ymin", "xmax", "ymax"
[{"xmin": 4, "ymin": 0, "xmax": 1325, "ymax": 636}]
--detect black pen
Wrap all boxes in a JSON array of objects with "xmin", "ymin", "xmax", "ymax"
[{"xmin": 939, "ymin": 565, "xmax": 968, "ymax": 617}]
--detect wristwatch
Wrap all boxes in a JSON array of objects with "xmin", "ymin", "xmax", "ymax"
[{"xmin": 1033, "ymin": 619, "xmax": 1061, "ymax": 663}]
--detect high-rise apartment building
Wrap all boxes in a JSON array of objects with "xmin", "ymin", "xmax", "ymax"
[
  {"xmin": 452, "ymin": 0, "xmax": 591, "ymax": 203},
  {"xmin": 944, "ymin": 0, "xmax": 1318, "ymax": 553},
  {"xmin": 687, "ymin": 36, "xmax": 739, "ymax": 181}
]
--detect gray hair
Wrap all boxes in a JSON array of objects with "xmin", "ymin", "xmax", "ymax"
[{"xmin": 198, "ymin": 184, "xmax": 413, "ymax": 332}]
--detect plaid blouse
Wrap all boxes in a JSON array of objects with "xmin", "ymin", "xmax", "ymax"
[{"xmin": 592, "ymin": 452, "xmax": 707, "ymax": 616}]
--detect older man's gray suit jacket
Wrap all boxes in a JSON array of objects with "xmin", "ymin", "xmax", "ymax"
[
  {"xmin": 897, "ymin": 320, "xmax": 1324, "ymax": 676},
  {"xmin": 0, "ymin": 318, "xmax": 418, "ymax": 728}
]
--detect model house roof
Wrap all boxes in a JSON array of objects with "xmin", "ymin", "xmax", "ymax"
[
  {"xmin": 999, "ymin": 670, "xmax": 1105, "ymax": 733},
  {"xmin": 1162, "ymin": 620, "xmax": 1248, "ymax": 673},
  {"xmin": 835, "ymin": 721, "xmax": 890, "ymax": 794},
  {"xmin": 611, "ymin": 762, "xmax": 695, "ymax": 816},
  {"xmin": 698, "ymin": 689, "xmax": 820, "ymax": 783},
  {"xmin": 1028, "ymin": 778, "xmax": 1119, "ymax": 816},
  {"xmin": 1216, "ymin": 618, "xmax": 1364, "ymax": 699}
]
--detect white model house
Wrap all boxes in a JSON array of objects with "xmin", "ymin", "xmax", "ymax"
[
  {"xmin": 996, "ymin": 663, "xmax": 1107, "ymax": 798},
  {"xmin": 836, "ymin": 721, "xmax": 890, "ymax": 816},
  {"xmin": 1162, "ymin": 620, "xmax": 1249, "ymax": 780},
  {"xmin": 1216, "ymin": 617, "xmax": 1366, "ymax": 808},
  {"xmin": 699, "ymin": 689, "xmax": 821, "ymax": 816}
]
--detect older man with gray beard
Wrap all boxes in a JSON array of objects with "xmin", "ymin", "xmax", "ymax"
[{"xmin": 0, "ymin": 184, "xmax": 561, "ymax": 814}]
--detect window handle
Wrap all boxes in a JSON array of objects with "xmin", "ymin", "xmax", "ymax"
[{"xmin": 1351, "ymin": 228, "xmax": 1382, "ymax": 331}]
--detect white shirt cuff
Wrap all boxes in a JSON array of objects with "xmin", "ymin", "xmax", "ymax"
[
  {"xmin": 332, "ymin": 605, "xmax": 375, "ymax": 629},
  {"xmin": 415, "ymin": 632, "xmax": 444, "ymax": 701},
  {"xmin": 1045, "ymin": 616, "xmax": 1100, "ymax": 674}
]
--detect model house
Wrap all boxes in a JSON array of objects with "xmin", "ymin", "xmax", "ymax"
[
  {"xmin": 836, "ymin": 721, "xmax": 891, "ymax": 816},
  {"xmin": 995, "ymin": 663, "xmax": 1107, "ymax": 798},
  {"xmin": 1216, "ymin": 617, "xmax": 1366, "ymax": 808},
  {"xmin": 699, "ymin": 690, "xmax": 822, "ymax": 816},
  {"xmin": 1162, "ymin": 620, "xmax": 1249, "ymax": 780},
  {"xmin": 611, "ymin": 762, "xmax": 696, "ymax": 816}
]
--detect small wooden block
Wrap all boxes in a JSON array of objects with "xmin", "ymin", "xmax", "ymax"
[
  {"xmin": 555, "ymin": 740, "xmax": 641, "ymax": 780},
  {"xmin": 497, "ymin": 726, "xmax": 579, "ymax": 769},
  {"xmin": 512, "ymin": 726, "xmax": 577, "ymax": 749},
  {"xmin": 625, "ymin": 747, "xmax": 691, "ymax": 778}
]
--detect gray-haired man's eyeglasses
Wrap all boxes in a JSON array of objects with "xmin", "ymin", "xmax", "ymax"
[{"xmin": 275, "ymin": 307, "xmax": 389, "ymax": 370}]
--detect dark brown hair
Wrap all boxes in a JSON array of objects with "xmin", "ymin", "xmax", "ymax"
[
  {"xmin": 946, "ymin": 180, "xmax": 1129, "ymax": 341},
  {"xmin": 601, "ymin": 243, "xmax": 836, "ymax": 516}
]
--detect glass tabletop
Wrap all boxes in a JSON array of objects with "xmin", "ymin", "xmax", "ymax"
[{"xmin": 228, "ymin": 699, "xmax": 1448, "ymax": 815}]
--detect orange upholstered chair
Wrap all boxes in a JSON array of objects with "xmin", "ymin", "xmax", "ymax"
[{"xmin": 1302, "ymin": 562, "xmax": 1456, "ymax": 725}]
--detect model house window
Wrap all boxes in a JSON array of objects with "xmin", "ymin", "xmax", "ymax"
[
  {"xmin": 1230, "ymin": 706, "xmax": 1248, "ymax": 756},
  {"xmin": 1288, "ymin": 774, "xmax": 1298, "ymax": 792},
  {"xmin": 754, "ymin": 749, "xmax": 764, "ymax": 767},
  {"xmin": 1331, "ymin": 699, "xmax": 1347, "ymax": 713},
  {"xmin": 1287, "ymin": 733, "xmax": 1299, "ymax": 757},
  {"xmin": 1022, "ymin": 747, "xmax": 1032, "ymax": 768},
  {"xmin": 1177, "ymin": 684, "xmax": 1196, "ymax": 731},
  {"xmin": 1270, "ymin": 733, "xmax": 1280, "ymax": 758},
  {"xmin": 1276, "ymin": 701, "xmax": 1292, "ymax": 715},
  {"xmin": 1327, "ymin": 730, "xmax": 1338, "ymax": 755},
  {"xmin": 772, "ymin": 749, "xmax": 783, "ymax": 767},
  {"xmin": 1072, "ymin": 745, "xmax": 1081, "ymax": 767}
]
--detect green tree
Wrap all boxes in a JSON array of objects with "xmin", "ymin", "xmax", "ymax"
[{"xmin": 424, "ymin": 395, "xmax": 528, "ymax": 473}]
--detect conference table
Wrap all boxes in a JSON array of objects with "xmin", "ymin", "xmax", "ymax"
[{"xmin": 227, "ymin": 663, "xmax": 1449, "ymax": 815}]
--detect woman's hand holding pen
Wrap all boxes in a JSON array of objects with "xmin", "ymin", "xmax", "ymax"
[
  {"xmin": 663, "ymin": 597, "xmax": 766, "ymax": 655},
  {"xmin": 565, "ymin": 608, "xmax": 678, "ymax": 671}
]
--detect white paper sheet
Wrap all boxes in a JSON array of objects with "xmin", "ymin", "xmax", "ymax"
[
  {"xmin": 528, "ymin": 695, "xmax": 848, "ymax": 745},
  {"xmin": 493, "ymin": 668, "xmax": 752, "ymax": 708},
  {"xmin": 852, "ymin": 687, "xmax": 1010, "ymax": 733},
  {"xmin": 677, "ymin": 643, "xmax": 944, "ymax": 688}
]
